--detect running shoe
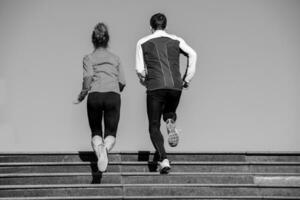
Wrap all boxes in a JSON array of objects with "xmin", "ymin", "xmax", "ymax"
[
  {"xmin": 97, "ymin": 144, "xmax": 108, "ymax": 172},
  {"xmin": 159, "ymin": 158, "xmax": 171, "ymax": 174},
  {"xmin": 166, "ymin": 119, "xmax": 179, "ymax": 147}
]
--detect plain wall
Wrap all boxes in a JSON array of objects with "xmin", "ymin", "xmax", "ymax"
[{"xmin": 0, "ymin": 0, "xmax": 299, "ymax": 152}]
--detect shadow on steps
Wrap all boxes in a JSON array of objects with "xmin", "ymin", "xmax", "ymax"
[
  {"xmin": 78, "ymin": 151, "xmax": 102, "ymax": 184},
  {"xmin": 137, "ymin": 151, "xmax": 161, "ymax": 172},
  {"xmin": 77, "ymin": 151, "xmax": 160, "ymax": 183}
]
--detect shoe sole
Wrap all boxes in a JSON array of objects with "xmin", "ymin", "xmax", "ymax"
[
  {"xmin": 98, "ymin": 145, "xmax": 108, "ymax": 172},
  {"xmin": 167, "ymin": 122, "xmax": 179, "ymax": 147},
  {"xmin": 168, "ymin": 131, "xmax": 179, "ymax": 147}
]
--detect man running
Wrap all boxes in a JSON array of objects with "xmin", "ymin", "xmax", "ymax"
[{"xmin": 135, "ymin": 13, "xmax": 197, "ymax": 174}]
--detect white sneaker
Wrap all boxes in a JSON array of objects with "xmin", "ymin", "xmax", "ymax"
[
  {"xmin": 166, "ymin": 119, "xmax": 179, "ymax": 147},
  {"xmin": 159, "ymin": 158, "xmax": 171, "ymax": 174},
  {"xmin": 97, "ymin": 144, "xmax": 108, "ymax": 172}
]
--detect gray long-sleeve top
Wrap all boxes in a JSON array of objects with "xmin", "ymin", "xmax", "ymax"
[{"xmin": 82, "ymin": 48, "xmax": 126, "ymax": 94}]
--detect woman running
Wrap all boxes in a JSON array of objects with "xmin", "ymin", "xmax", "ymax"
[{"xmin": 74, "ymin": 23, "xmax": 126, "ymax": 172}]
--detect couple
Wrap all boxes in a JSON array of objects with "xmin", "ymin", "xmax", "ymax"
[{"xmin": 74, "ymin": 13, "xmax": 197, "ymax": 174}]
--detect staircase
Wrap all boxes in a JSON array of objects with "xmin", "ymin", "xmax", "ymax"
[{"xmin": 1, "ymin": 152, "xmax": 300, "ymax": 199}]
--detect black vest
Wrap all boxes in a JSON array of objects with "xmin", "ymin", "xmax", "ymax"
[{"xmin": 142, "ymin": 37, "xmax": 183, "ymax": 91}]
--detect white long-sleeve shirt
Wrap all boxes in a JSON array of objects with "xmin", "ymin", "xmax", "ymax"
[{"xmin": 136, "ymin": 30, "xmax": 197, "ymax": 84}]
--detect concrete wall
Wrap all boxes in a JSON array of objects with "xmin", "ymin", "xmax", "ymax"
[{"xmin": 0, "ymin": 0, "xmax": 299, "ymax": 152}]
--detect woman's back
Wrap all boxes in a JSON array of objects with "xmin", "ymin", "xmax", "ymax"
[{"xmin": 83, "ymin": 49, "xmax": 125, "ymax": 94}]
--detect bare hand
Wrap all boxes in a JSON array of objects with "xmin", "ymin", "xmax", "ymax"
[
  {"xmin": 182, "ymin": 81, "xmax": 189, "ymax": 89},
  {"xmin": 73, "ymin": 99, "xmax": 81, "ymax": 104}
]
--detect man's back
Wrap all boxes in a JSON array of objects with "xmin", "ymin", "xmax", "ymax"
[
  {"xmin": 141, "ymin": 35, "xmax": 182, "ymax": 90},
  {"xmin": 136, "ymin": 30, "xmax": 196, "ymax": 91}
]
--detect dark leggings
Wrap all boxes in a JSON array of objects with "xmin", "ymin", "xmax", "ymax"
[
  {"xmin": 147, "ymin": 89, "xmax": 182, "ymax": 161},
  {"xmin": 87, "ymin": 92, "xmax": 121, "ymax": 138}
]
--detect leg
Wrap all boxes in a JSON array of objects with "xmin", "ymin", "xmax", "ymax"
[
  {"xmin": 103, "ymin": 92, "xmax": 121, "ymax": 152},
  {"xmin": 87, "ymin": 93, "xmax": 104, "ymax": 157},
  {"xmin": 147, "ymin": 90, "xmax": 167, "ymax": 162},
  {"xmin": 163, "ymin": 90, "xmax": 182, "ymax": 147},
  {"xmin": 87, "ymin": 92, "xmax": 108, "ymax": 172},
  {"xmin": 163, "ymin": 90, "xmax": 182, "ymax": 122}
]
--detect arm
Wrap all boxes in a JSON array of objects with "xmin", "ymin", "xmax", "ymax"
[
  {"xmin": 135, "ymin": 41, "xmax": 147, "ymax": 86},
  {"xmin": 76, "ymin": 55, "xmax": 93, "ymax": 103},
  {"xmin": 178, "ymin": 38, "xmax": 197, "ymax": 85},
  {"xmin": 117, "ymin": 58, "xmax": 126, "ymax": 92}
]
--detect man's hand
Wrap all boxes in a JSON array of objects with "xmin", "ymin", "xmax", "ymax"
[
  {"xmin": 137, "ymin": 72, "xmax": 147, "ymax": 87},
  {"xmin": 182, "ymin": 81, "xmax": 189, "ymax": 89},
  {"xmin": 139, "ymin": 77, "xmax": 146, "ymax": 86}
]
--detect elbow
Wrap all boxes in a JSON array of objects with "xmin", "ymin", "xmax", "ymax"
[
  {"xmin": 82, "ymin": 76, "xmax": 93, "ymax": 91},
  {"xmin": 190, "ymin": 50, "xmax": 197, "ymax": 60}
]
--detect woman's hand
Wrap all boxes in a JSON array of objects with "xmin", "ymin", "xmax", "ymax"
[
  {"xmin": 73, "ymin": 99, "xmax": 81, "ymax": 104},
  {"xmin": 73, "ymin": 90, "xmax": 88, "ymax": 104}
]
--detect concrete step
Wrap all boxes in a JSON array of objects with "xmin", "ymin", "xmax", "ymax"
[
  {"xmin": 1, "ymin": 152, "xmax": 300, "ymax": 199},
  {"xmin": 0, "ymin": 152, "xmax": 245, "ymax": 163},
  {"xmin": 0, "ymin": 172, "xmax": 121, "ymax": 185},
  {"xmin": 1, "ymin": 196, "xmax": 299, "ymax": 200},
  {"xmin": 1, "ymin": 152, "xmax": 300, "ymax": 163},
  {"xmin": 123, "ymin": 196, "xmax": 300, "ymax": 200},
  {"xmin": 254, "ymin": 176, "xmax": 300, "ymax": 186},
  {"xmin": 1, "ymin": 161, "xmax": 300, "ymax": 173},
  {"xmin": 125, "ymin": 184, "xmax": 300, "ymax": 196},
  {"xmin": 2, "ymin": 172, "xmax": 300, "ymax": 185},
  {"xmin": 0, "ymin": 184, "xmax": 122, "ymax": 197},
  {"xmin": 0, "ymin": 197, "xmax": 122, "ymax": 200},
  {"xmin": 1, "ymin": 196, "xmax": 300, "ymax": 200},
  {"xmin": 0, "ymin": 172, "xmax": 257, "ymax": 185},
  {"xmin": 0, "ymin": 184, "xmax": 123, "ymax": 197},
  {"xmin": 0, "ymin": 184, "xmax": 300, "ymax": 197}
]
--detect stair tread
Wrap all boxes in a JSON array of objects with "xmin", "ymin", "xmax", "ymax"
[
  {"xmin": 1, "ymin": 172, "xmax": 300, "ymax": 177},
  {"xmin": 1, "ymin": 151, "xmax": 300, "ymax": 154},
  {"xmin": 1, "ymin": 196, "xmax": 300, "ymax": 200},
  {"xmin": 1, "ymin": 183, "xmax": 300, "ymax": 189},
  {"xmin": 0, "ymin": 184, "xmax": 122, "ymax": 189},
  {"xmin": 2, "ymin": 152, "xmax": 300, "ymax": 163},
  {"xmin": 124, "ymin": 196, "xmax": 300, "ymax": 199},
  {"xmin": 0, "ymin": 197, "xmax": 122, "ymax": 200},
  {"xmin": 1, "ymin": 161, "xmax": 300, "ymax": 165}
]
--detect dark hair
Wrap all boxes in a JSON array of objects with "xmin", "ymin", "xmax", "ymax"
[
  {"xmin": 150, "ymin": 13, "xmax": 167, "ymax": 30},
  {"xmin": 92, "ymin": 23, "xmax": 109, "ymax": 49}
]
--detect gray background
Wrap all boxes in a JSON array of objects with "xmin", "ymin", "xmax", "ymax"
[{"xmin": 0, "ymin": 0, "xmax": 299, "ymax": 152}]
